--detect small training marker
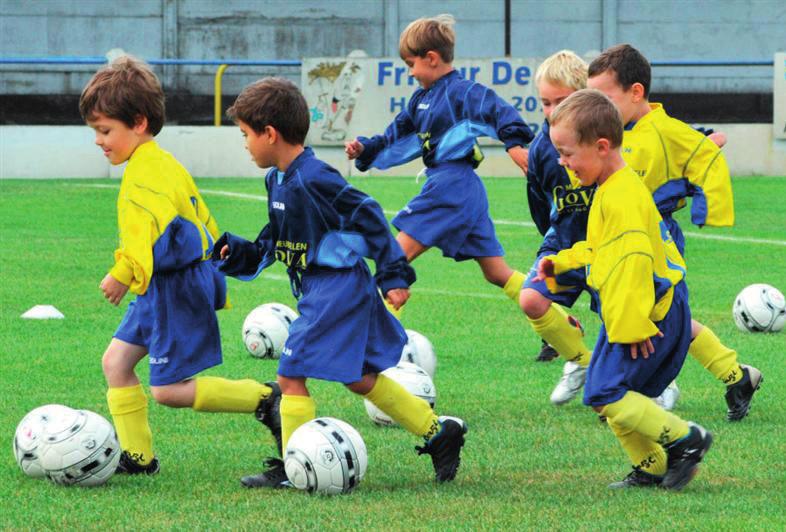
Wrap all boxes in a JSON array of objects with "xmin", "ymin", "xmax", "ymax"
[{"xmin": 21, "ymin": 305, "xmax": 65, "ymax": 319}]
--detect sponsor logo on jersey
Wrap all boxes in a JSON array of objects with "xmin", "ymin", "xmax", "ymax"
[
  {"xmin": 275, "ymin": 240, "xmax": 308, "ymax": 269},
  {"xmin": 417, "ymin": 103, "xmax": 430, "ymax": 110}
]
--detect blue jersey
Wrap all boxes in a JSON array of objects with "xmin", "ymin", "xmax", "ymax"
[
  {"xmin": 355, "ymin": 70, "xmax": 534, "ymax": 171},
  {"xmin": 215, "ymin": 147, "xmax": 415, "ymax": 297},
  {"xmin": 526, "ymin": 121, "xmax": 595, "ymax": 255}
]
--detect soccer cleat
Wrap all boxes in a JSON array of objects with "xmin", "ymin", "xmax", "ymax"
[
  {"xmin": 256, "ymin": 381, "xmax": 283, "ymax": 455},
  {"xmin": 654, "ymin": 380, "xmax": 680, "ymax": 411},
  {"xmin": 240, "ymin": 457, "xmax": 291, "ymax": 489},
  {"xmin": 115, "ymin": 451, "xmax": 160, "ymax": 475},
  {"xmin": 415, "ymin": 416, "xmax": 468, "ymax": 482},
  {"xmin": 608, "ymin": 467, "xmax": 664, "ymax": 489},
  {"xmin": 662, "ymin": 422, "xmax": 713, "ymax": 491},
  {"xmin": 550, "ymin": 361, "xmax": 586, "ymax": 405},
  {"xmin": 535, "ymin": 340, "xmax": 559, "ymax": 362},
  {"xmin": 724, "ymin": 365, "xmax": 763, "ymax": 421}
]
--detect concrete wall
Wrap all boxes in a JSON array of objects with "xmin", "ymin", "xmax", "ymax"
[
  {"xmin": 2, "ymin": 0, "xmax": 784, "ymax": 95},
  {"xmin": 2, "ymin": 125, "xmax": 784, "ymax": 179}
]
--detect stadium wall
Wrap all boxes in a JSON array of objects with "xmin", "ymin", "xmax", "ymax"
[{"xmin": 1, "ymin": 125, "xmax": 784, "ymax": 179}]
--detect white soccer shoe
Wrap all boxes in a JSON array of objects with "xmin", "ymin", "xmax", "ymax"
[
  {"xmin": 550, "ymin": 361, "xmax": 587, "ymax": 405},
  {"xmin": 654, "ymin": 380, "xmax": 680, "ymax": 411}
]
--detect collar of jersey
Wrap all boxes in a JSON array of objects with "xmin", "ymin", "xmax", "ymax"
[
  {"xmin": 627, "ymin": 103, "xmax": 665, "ymax": 130},
  {"xmin": 429, "ymin": 69, "xmax": 461, "ymax": 91},
  {"xmin": 275, "ymin": 146, "xmax": 313, "ymax": 183},
  {"xmin": 129, "ymin": 140, "xmax": 159, "ymax": 161}
]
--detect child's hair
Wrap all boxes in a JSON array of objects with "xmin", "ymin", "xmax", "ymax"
[
  {"xmin": 399, "ymin": 14, "xmax": 456, "ymax": 63},
  {"xmin": 226, "ymin": 77, "xmax": 309, "ymax": 145},
  {"xmin": 549, "ymin": 89, "xmax": 623, "ymax": 148},
  {"xmin": 534, "ymin": 50, "xmax": 588, "ymax": 91},
  {"xmin": 79, "ymin": 56, "xmax": 165, "ymax": 135},
  {"xmin": 588, "ymin": 44, "xmax": 651, "ymax": 98}
]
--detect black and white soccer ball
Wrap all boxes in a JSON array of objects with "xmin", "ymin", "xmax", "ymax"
[
  {"xmin": 364, "ymin": 361, "xmax": 437, "ymax": 427},
  {"xmin": 284, "ymin": 417, "xmax": 367, "ymax": 495},
  {"xmin": 13, "ymin": 404, "xmax": 76, "ymax": 479},
  {"xmin": 733, "ymin": 284, "xmax": 786, "ymax": 333},
  {"xmin": 242, "ymin": 302, "xmax": 298, "ymax": 358},
  {"xmin": 400, "ymin": 329, "xmax": 437, "ymax": 378},
  {"xmin": 36, "ymin": 408, "xmax": 120, "ymax": 486}
]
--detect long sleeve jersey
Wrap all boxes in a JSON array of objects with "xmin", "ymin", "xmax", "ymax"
[
  {"xmin": 526, "ymin": 120, "xmax": 596, "ymax": 254},
  {"xmin": 546, "ymin": 166, "xmax": 687, "ymax": 344},
  {"xmin": 110, "ymin": 141, "xmax": 219, "ymax": 295},
  {"xmin": 355, "ymin": 70, "xmax": 534, "ymax": 171},
  {"xmin": 623, "ymin": 104, "xmax": 733, "ymax": 227},
  {"xmin": 216, "ymin": 147, "xmax": 415, "ymax": 297}
]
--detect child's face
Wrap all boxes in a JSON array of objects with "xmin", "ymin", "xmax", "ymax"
[
  {"xmin": 550, "ymin": 122, "xmax": 603, "ymax": 186},
  {"xmin": 587, "ymin": 70, "xmax": 638, "ymax": 125},
  {"xmin": 537, "ymin": 81, "xmax": 576, "ymax": 121},
  {"xmin": 238, "ymin": 119, "xmax": 273, "ymax": 168},
  {"xmin": 87, "ymin": 112, "xmax": 148, "ymax": 165},
  {"xmin": 403, "ymin": 53, "xmax": 438, "ymax": 89}
]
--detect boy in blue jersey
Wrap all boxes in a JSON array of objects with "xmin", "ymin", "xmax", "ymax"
[
  {"xmin": 79, "ymin": 57, "xmax": 281, "ymax": 476},
  {"xmin": 539, "ymin": 89, "xmax": 713, "ymax": 490},
  {"xmin": 346, "ymin": 14, "xmax": 534, "ymax": 310},
  {"xmin": 587, "ymin": 44, "xmax": 762, "ymax": 421},
  {"xmin": 215, "ymin": 78, "xmax": 468, "ymax": 488}
]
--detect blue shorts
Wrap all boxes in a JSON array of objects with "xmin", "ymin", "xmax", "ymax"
[
  {"xmin": 523, "ymin": 253, "xmax": 590, "ymax": 309},
  {"xmin": 392, "ymin": 162, "xmax": 504, "ymax": 261},
  {"xmin": 278, "ymin": 262, "xmax": 406, "ymax": 384},
  {"xmin": 114, "ymin": 261, "xmax": 226, "ymax": 386},
  {"xmin": 583, "ymin": 281, "xmax": 692, "ymax": 407}
]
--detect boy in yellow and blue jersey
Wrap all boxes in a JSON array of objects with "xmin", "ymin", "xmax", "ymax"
[
  {"xmin": 346, "ymin": 14, "xmax": 534, "ymax": 314},
  {"xmin": 587, "ymin": 44, "xmax": 762, "ymax": 421},
  {"xmin": 539, "ymin": 89, "xmax": 713, "ymax": 490},
  {"xmin": 215, "ymin": 78, "xmax": 467, "ymax": 489},
  {"xmin": 79, "ymin": 57, "xmax": 281, "ymax": 476}
]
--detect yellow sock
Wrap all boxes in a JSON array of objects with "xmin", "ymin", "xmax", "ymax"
[
  {"xmin": 601, "ymin": 391, "xmax": 689, "ymax": 446},
  {"xmin": 528, "ymin": 304, "xmax": 591, "ymax": 366},
  {"xmin": 503, "ymin": 270, "xmax": 526, "ymax": 302},
  {"xmin": 607, "ymin": 417, "xmax": 668, "ymax": 475},
  {"xmin": 107, "ymin": 384, "xmax": 154, "ymax": 465},
  {"xmin": 281, "ymin": 394, "xmax": 316, "ymax": 451},
  {"xmin": 689, "ymin": 326, "xmax": 743, "ymax": 385},
  {"xmin": 192, "ymin": 376, "xmax": 272, "ymax": 413},
  {"xmin": 364, "ymin": 373, "xmax": 439, "ymax": 438}
]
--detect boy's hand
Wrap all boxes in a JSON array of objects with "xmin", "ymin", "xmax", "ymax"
[
  {"xmin": 629, "ymin": 330, "xmax": 664, "ymax": 360},
  {"xmin": 708, "ymin": 131, "xmax": 727, "ymax": 148},
  {"xmin": 535, "ymin": 257, "xmax": 555, "ymax": 281},
  {"xmin": 507, "ymin": 145, "xmax": 529, "ymax": 174},
  {"xmin": 385, "ymin": 288, "xmax": 410, "ymax": 310},
  {"xmin": 219, "ymin": 244, "xmax": 230, "ymax": 260},
  {"xmin": 345, "ymin": 139, "xmax": 364, "ymax": 160},
  {"xmin": 100, "ymin": 273, "xmax": 129, "ymax": 306}
]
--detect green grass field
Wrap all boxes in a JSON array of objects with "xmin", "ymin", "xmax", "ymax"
[{"xmin": 1, "ymin": 175, "xmax": 785, "ymax": 530}]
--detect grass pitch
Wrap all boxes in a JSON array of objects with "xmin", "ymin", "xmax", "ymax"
[{"xmin": 1, "ymin": 175, "xmax": 785, "ymax": 530}]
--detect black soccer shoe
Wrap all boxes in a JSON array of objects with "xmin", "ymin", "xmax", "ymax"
[
  {"xmin": 724, "ymin": 365, "xmax": 763, "ymax": 422},
  {"xmin": 608, "ymin": 467, "xmax": 664, "ymax": 489},
  {"xmin": 415, "ymin": 416, "xmax": 468, "ymax": 482},
  {"xmin": 115, "ymin": 451, "xmax": 160, "ymax": 475},
  {"xmin": 256, "ymin": 381, "xmax": 283, "ymax": 455},
  {"xmin": 662, "ymin": 423, "xmax": 713, "ymax": 491},
  {"xmin": 535, "ymin": 340, "xmax": 559, "ymax": 362},
  {"xmin": 240, "ymin": 458, "xmax": 290, "ymax": 489}
]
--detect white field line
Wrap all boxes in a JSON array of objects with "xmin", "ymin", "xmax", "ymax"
[{"xmin": 67, "ymin": 183, "xmax": 786, "ymax": 247}]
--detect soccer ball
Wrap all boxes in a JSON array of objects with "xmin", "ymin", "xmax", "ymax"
[
  {"xmin": 242, "ymin": 302, "xmax": 298, "ymax": 358},
  {"xmin": 13, "ymin": 404, "xmax": 76, "ymax": 479},
  {"xmin": 400, "ymin": 329, "xmax": 437, "ymax": 378},
  {"xmin": 733, "ymin": 284, "xmax": 786, "ymax": 333},
  {"xmin": 364, "ymin": 361, "xmax": 437, "ymax": 426},
  {"xmin": 284, "ymin": 417, "xmax": 367, "ymax": 495},
  {"xmin": 36, "ymin": 408, "xmax": 121, "ymax": 486}
]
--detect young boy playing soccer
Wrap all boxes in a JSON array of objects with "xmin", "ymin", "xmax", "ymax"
[
  {"xmin": 79, "ymin": 56, "xmax": 281, "ymax": 475},
  {"xmin": 214, "ymin": 77, "xmax": 468, "ymax": 488},
  {"xmin": 587, "ymin": 44, "xmax": 762, "ymax": 421},
  {"xmin": 346, "ymin": 14, "xmax": 534, "ymax": 311},
  {"xmin": 538, "ymin": 89, "xmax": 712, "ymax": 490}
]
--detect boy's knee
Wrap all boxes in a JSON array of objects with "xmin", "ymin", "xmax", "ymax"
[
  {"xmin": 519, "ymin": 288, "xmax": 551, "ymax": 318},
  {"xmin": 149, "ymin": 385, "xmax": 178, "ymax": 406}
]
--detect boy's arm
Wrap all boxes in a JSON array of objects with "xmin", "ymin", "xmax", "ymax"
[
  {"xmin": 212, "ymin": 225, "xmax": 276, "ymax": 281},
  {"xmin": 469, "ymin": 84, "xmax": 535, "ymax": 150},
  {"xmin": 110, "ymin": 187, "xmax": 158, "ymax": 295},
  {"xmin": 354, "ymin": 94, "xmax": 422, "ymax": 171}
]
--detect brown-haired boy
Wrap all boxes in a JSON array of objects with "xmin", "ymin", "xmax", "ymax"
[
  {"xmin": 215, "ymin": 77, "xmax": 467, "ymax": 488},
  {"xmin": 80, "ymin": 56, "xmax": 281, "ymax": 475},
  {"xmin": 538, "ymin": 89, "xmax": 713, "ymax": 490}
]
